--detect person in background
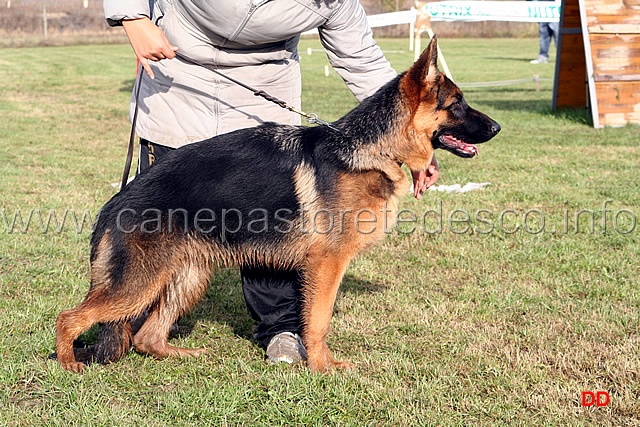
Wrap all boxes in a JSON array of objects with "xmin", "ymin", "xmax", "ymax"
[
  {"xmin": 531, "ymin": 19, "xmax": 559, "ymax": 63},
  {"xmin": 100, "ymin": 0, "xmax": 440, "ymax": 365}
]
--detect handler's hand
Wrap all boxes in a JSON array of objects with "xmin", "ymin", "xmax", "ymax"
[
  {"xmin": 122, "ymin": 17, "xmax": 178, "ymax": 79},
  {"xmin": 412, "ymin": 155, "xmax": 440, "ymax": 200}
]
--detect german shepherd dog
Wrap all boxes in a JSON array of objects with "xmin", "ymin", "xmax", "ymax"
[{"xmin": 55, "ymin": 37, "xmax": 500, "ymax": 373}]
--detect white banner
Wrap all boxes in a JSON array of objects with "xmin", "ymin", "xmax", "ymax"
[
  {"xmin": 303, "ymin": 2, "xmax": 561, "ymax": 35},
  {"xmin": 420, "ymin": 1, "xmax": 561, "ymax": 23}
]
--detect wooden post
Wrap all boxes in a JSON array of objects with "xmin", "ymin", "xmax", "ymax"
[
  {"xmin": 43, "ymin": 3, "xmax": 48, "ymax": 42},
  {"xmin": 552, "ymin": 0, "xmax": 587, "ymax": 110}
]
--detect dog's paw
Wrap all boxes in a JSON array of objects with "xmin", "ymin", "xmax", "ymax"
[
  {"xmin": 331, "ymin": 360, "xmax": 355, "ymax": 371},
  {"xmin": 307, "ymin": 356, "xmax": 354, "ymax": 373},
  {"xmin": 179, "ymin": 347, "xmax": 208, "ymax": 358},
  {"xmin": 61, "ymin": 361, "xmax": 85, "ymax": 373}
]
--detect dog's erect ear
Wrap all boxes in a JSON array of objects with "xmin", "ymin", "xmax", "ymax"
[
  {"xmin": 423, "ymin": 35, "xmax": 439, "ymax": 80},
  {"xmin": 406, "ymin": 35, "xmax": 440, "ymax": 87}
]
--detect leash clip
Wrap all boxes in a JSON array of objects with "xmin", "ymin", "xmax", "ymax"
[
  {"xmin": 305, "ymin": 112, "xmax": 341, "ymax": 133},
  {"xmin": 305, "ymin": 112, "xmax": 321, "ymax": 125}
]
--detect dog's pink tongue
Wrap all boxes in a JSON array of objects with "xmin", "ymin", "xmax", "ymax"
[{"xmin": 442, "ymin": 135, "xmax": 478, "ymax": 157}]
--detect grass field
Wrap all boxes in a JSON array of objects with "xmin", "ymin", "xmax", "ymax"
[{"xmin": 0, "ymin": 38, "xmax": 638, "ymax": 426}]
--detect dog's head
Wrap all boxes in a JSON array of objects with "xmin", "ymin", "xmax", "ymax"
[{"xmin": 400, "ymin": 36, "xmax": 500, "ymax": 170}]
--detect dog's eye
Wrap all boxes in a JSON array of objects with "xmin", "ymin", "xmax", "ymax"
[
  {"xmin": 448, "ymin": 100, "xmax": 463, "ymax": 111},
  {"xmin": 450, "ymin": 98, "xmax": 469, "ymax": 111}
]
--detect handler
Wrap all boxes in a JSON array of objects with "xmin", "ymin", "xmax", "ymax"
[{"xmin": 103, "ymin": 0, "xmax": 440, "ymax": 364}]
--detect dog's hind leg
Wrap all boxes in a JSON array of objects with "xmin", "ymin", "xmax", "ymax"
[
  {"xmin": 301, "ymin": 251, "xmax": 354, "ymax": 372},
  {"xmin": 55, "ymin": 289, "xmax": 159, "ymax": 373},
  {"xmin": 133, "ymin": 260, "xmax": 212, "ymax": 360},
  {"xmin": 56, "ymin": 236, "xmax": 178, "ymax": 373}
]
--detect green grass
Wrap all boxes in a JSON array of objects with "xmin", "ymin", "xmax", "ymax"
[{"xmin": 1, "ymin": 38, "xmax": 639, "ymax": 426}]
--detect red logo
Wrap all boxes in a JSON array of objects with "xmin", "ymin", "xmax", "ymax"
[{"xmin": 581, "ymin": 391, "xmax": 610, "ymax": 407}]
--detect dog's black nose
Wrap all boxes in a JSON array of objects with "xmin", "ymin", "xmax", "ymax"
[{"xmin": 490, "ymin": 122, "xmax": 501, "ymax": 135}]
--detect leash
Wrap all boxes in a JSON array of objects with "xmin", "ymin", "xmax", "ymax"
[
  {"xmin": 119, "ymin": 55, "xmax": 339, "ymax": 189},
  {"xmin": 175, "ymin": 53, "xmax": 340, "ymax": 131},
  {"xmin": 120, "ymin": 66, "xmax": 144, "ymax": 190}
]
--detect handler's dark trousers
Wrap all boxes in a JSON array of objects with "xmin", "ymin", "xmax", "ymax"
[{"xmin": 138, "ymin": 139, "xmax": 302, "ymax": 348}]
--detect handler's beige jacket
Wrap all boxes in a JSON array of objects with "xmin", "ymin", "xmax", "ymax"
[{"xmin": 104, "ymin": 0, "xmax": 397, "ymax": 148}]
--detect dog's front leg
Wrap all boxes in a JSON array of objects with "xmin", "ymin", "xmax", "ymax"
[{"xmin": 301, "ymin": 252, "xmax": 353, "ymax": 372}]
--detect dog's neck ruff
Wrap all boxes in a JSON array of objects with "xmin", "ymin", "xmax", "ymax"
[{"xmin": 330, "ymin": 76, "xmax": 411, "ymax": 174}]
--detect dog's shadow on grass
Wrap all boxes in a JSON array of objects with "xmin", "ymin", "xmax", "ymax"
[{"xmin": 340, "ymin": 274, "xmax": 388, "ymax": 296}]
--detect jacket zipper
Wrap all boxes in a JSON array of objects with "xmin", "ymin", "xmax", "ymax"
[{"xmin": 228, "ymin": 0, "xmax": 270, "ymax": 41}]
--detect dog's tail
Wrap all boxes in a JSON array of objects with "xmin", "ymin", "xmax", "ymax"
[
  {"xmin": 93, "ymin": 320, "xmax": 135, "ymax": 364},
  {"xmin": 93, "ymin": 309, "xmax": 149, "ymax": 363}
]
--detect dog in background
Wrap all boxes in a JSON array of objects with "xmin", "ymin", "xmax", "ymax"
[{"xmin": 55, "ymin": 36, "xmax": 500, "ymax": 373}]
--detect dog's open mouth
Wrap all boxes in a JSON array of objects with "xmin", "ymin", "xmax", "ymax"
[{"xmin": 437, "ymin": 134, "xmax": 478, "ymax": 158}]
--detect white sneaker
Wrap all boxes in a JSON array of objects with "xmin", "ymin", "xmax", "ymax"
[
  {"xmin": 265, "ymin": 332, "xmax": 307, "ymax": 364},
  {"xmin": 530, "ymin": 56, "xmax": 549, "ymax": 64}
]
